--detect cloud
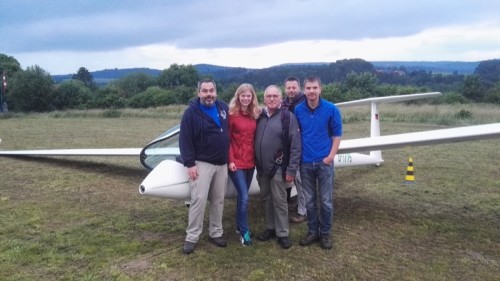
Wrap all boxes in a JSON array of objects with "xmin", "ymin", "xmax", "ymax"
[
  {"xmin": 2, "ymin": 0, "xmax": 499, "ymax": 74},
  {"xmin": 3, "ymin": 0, "xmax": 499, "ymax": 52}
]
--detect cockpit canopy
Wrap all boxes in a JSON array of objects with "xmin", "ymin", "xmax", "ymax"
[{"xmin": 140, "ymin": 124, "xmax": 181, "ymax": 171}]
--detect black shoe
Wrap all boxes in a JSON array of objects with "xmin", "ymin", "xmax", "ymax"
[
  {"xmin": 209, "ymin": 236, "xmax": 227, "ymax": 247},
  {"xmin": 320, "ymin": 234, "xmax": 332, "ymax": 250},
  {"xmin": 182, "ymin": 241, "xmax": 196, "ymax": 255},
  {"xmin": 277, "ymin": 236, "xmax": 292, "ymax": 249},
  {"xmin": 299, "ymin": 232, "xmax": 319, "ymax": 246},
  {"xmin": 257, "ymin": 229, "xmax": 276, "ymax": 241}
]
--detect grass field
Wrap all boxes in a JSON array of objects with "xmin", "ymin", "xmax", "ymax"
[{"xmin": 0, "ymin": 104, "xmax": 499, "ymax": 281}]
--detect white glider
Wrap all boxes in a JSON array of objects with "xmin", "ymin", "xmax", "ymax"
[{"xmin": 1, "ymin": 92, "xmax": 499, "ymax": 201}]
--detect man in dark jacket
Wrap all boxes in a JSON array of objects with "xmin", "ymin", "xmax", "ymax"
[
  {"xmin": 281, "ymin": 76, "xmax": 307, "ymax": 224},
  {"xmin": 255, "ymin": 85, "xmax": 301, "ymax": 249},
  {"xmin": 179, "ymin": 79, "xmax": 230, "ymax": 255},
  {"xmin": 282, "ymin": 76, "xmax": 306, "ymax": 112}
]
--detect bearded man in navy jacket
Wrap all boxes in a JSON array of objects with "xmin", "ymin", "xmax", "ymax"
[{"xmin": 179, "ymin": 78, "xmax": 230, "ymax": 255}]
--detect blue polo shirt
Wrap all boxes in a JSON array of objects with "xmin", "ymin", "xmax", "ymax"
[
  {"xmin": 199, "ymin": 103, "xmax": 221, "ymax": 128},
  {"xmin": 295, "ymin": 98, "xmax": 342, "ymax": 163}
]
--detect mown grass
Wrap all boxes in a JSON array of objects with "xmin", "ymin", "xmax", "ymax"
[{"xmin": 0, "ymin": 103, "xmax": 499, "ymax": 281}]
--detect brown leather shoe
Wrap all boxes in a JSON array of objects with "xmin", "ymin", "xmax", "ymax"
[
  {"xmin": 289, "ymin": 214, "xmax": 306, "ymax": 223},
  {"xmin": 299, "ymin": 233, "xmax": 319, "ymax": 246}
]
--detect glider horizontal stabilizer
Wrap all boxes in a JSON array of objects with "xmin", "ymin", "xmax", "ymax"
[
  {"xmin": 338, "ymin": 123, "xmax": 500, "ymax": 154},
  {"xmin": 336, "ymin": 92, "xmax": 442, "ymax": 108}
]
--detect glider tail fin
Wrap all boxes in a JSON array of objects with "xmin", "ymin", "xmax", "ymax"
[{"xmin": 370, "ymin": 101, "xmax": 383, "ymax": 165}]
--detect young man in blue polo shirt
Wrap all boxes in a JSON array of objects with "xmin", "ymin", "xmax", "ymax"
[{"xmin": 294, "ymin": 76, "xmax": 342, "ymax": 250}]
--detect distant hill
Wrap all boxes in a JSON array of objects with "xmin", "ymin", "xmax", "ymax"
[
  {"xmin": 372, "ymin": 61, "xmax": 479, "ymax": 74},
  {"xmin": 52, "ymin": 68, "xmax": 162, "ymax": 84},
  {"xmin": 92, "ymin": 67, "xmax": 161, "ymax": 79},
  {"xmin": 194, "ymin": 64, "xmax": 255, "ymax": 80},
  {"xmin": 52, "ymin": 61, "xmax": 480, "ymax": 84}
]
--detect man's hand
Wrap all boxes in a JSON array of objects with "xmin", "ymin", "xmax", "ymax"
[
  {"xmin": 188, "ymin": 166, "xmax": 198, "ymax": 181},
  {"xmin": 285, "ymin": 174, "xmax": 295, "ymax": 183},
  {"xmin": 323, "ymin": 155, "xmax": 334, "ymax": 165},
  {"xmin": 228, "ymin": 162, "xmax": 237, "ymax": 172}
]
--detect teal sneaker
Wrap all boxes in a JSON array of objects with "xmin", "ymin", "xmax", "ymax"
[{"xmin": 240, "ymin": 230, "xmax": 253, "ymax": 246}]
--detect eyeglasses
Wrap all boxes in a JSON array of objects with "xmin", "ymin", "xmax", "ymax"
[{"xmin": 264, "ymin": 94, "xmax": 280, "ymax": 99}]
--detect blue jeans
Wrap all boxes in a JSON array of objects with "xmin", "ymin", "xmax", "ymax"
[
  {"xmin": 301, "ymin": 162, "xmax": 334, "ymax": 236},
  {"xmin": 229, "ymin": 167, "xmax": 255, "ymax": 234}
]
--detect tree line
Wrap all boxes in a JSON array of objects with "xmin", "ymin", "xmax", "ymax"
[{"xmin": 1, "ymin": 53, "xmax": 499, "ymax": 112}]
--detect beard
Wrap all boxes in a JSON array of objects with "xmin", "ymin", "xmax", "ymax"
[{"xmin": 200, "ymin": 96, "xmax": 216, "ymax": 106}]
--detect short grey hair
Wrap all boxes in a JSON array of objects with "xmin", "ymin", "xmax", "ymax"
[{"xmin": 197, "ymin": 78, "xmax": 216, "ymax": 92}]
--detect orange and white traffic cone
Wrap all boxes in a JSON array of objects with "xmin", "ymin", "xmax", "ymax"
[{"xmin": 404, "ymin": 157, "xmax": 415, "ymax": 184}]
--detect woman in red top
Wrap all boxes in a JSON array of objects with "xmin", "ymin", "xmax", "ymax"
[{"xmin": 228, "ymin": 83, "xmax": 261, "ymax": 246}]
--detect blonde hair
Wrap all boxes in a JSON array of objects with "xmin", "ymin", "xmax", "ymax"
[{"xmin": 229, "ymin": 83, "xmax": 261, "ymax": 119}]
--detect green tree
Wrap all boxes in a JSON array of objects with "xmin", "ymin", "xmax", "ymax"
[
  {"xmin": 0, "ymin": 53, "xmax": 22, "ymax": 76},
  {"xmin": 321, "ymin": 83, "xmax": 343, "ymax": 102},
  {"xmin": 53, "ymin": 80, "xmax": 94, "ymax": 110},
  {"xmin": 92, "ymin": 86, "xmax": 126, "ymax": 109},
  {"xmin": 462, "ymin": 75, "xmax": 484, "ymax": 102},
  {"xmin": 7, "ymin": 65, "xmax": 55, "ymax": 112},
  {"xmin": 157, "ymin": 64, "xmax": 199, "ymax": 88},
  {"xmin": 441, "ymin": 92, "xmax": 468, "ymax": 104},
  {"xmin": 72, "ymin": 67, "xmax": 95, "ymax": 89},
  {"xmin": 343, "ymin": 72, "xmax": 379, "ymax": 100},
  {"xmin": 333, "ymin": 59, "xmax": 375, "ymax": 82},
  {"xmin": 173, "ymin": 85, "xmax": 197, "ymax": 104},
  {"xmin": 377, "ymin": 84, "xmax": 429, "ymax": 97},
  {"xmin": 408, "ymin": 70, "xmax": 432, "ymax": 86},
  {"xmin": 474, "ymin": 59, "xmax": 500, "ymax": 89},
  {"xmin": 218, "ymin": 83, "xmax": 239, "ymax": 103},
  {"xmin": 128, "ymin": 86, "xmax": 174, "ymax": 108},
  {"xmin": 484, "ymin": 82, "xmax": 500, "ymax": 104},
  {"xmin": 111, "ymin": 72, "xmax": 155, "ymax": 98}
]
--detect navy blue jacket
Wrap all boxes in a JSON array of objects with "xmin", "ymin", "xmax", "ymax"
[{"xmin": 179, "ymin": 98, "xmax": 230, "ymax": 168}]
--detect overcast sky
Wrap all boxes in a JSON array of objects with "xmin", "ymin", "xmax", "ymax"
[{"xmin": 2, "ymin": 0, "xmax": 499, "ymax": 75}]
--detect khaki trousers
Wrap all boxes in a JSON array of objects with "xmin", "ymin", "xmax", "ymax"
[{"xmin": 185, "ymin": 161, "xmax": 227, "ymax": 243}]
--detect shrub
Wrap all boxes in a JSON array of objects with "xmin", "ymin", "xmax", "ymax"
[{"xmin": 455, "ymin": 109, "xmax": 473, "ymax": 119}]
